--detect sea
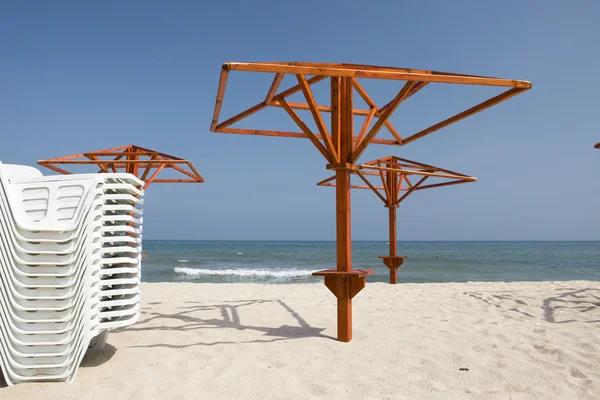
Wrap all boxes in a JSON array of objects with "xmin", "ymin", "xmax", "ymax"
[{"xmin": 141, "ymin": 241, "xmax": 599, "ymax": 284}]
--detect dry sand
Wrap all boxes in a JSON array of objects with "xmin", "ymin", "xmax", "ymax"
[{"xmin": 2, "ymin": 280, "xmax": 600, "ymax": 399}]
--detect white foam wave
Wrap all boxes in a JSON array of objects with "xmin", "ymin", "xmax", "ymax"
[
  {"xmin": 177, "ymin": 259, "xmax": 190, "ymax": 263},
  {"xmin": 174, "ymin": 267, "xmax": 313, "ymax": 278},
  {"xmin": 237, "ymin": 253, "xmax": 243, "ymax": 255}
]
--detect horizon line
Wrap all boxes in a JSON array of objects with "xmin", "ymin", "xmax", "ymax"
[{"xmin": 142, "ymin": 239, "xmax": 600, "ymax": 242}]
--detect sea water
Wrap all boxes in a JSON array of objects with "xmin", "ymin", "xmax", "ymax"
[{"xmin": 141, "ymin": 241, "xmax": 599, "ymax": 284}]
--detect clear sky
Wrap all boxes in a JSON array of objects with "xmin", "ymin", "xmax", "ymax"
[{"xmin": 1, "ymin": 1, "xmax": 598, "ymax": 240}]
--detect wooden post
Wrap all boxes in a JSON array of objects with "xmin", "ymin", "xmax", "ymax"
[
  {"xmin": 313, "ymin": 78, "xmax": 373, "ymax": 343},
  {"xmin": 387, "ymin": 206, "xmax": 398, "ymax": 284},
  {"xmin": 126, "ymin": 153, "xmax": 139, "ymax": 176},
  {"xmin": 336, "ymin": 77, "xmax": 353, "ymax": 341},
  {"xmin": 337, "ymin": 77, "xmax": 353, "ymax": 272},
  {"xmin": 382, "ymin": 167, "xmax": 404, "ymax": 284}
]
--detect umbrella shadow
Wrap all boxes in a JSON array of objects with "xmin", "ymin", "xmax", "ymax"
[
  {"xmin": 543, "ymin": 287, "xmax": 600, "ymax": 324},
  {"xmin": 114, "ymin": 298, "xmax": 335, "ymax": 348},
  {"xmin": 465, "ymin": 287, "xmax": 600, "ymax": 324}
]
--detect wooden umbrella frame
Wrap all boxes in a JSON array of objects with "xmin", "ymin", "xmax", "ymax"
[
  {"xmin": 210, "ymin": 61, "xmax": 530, "ymax": 342},
  {"xmin": 38, "ymin": 145, "xmax": 204, "ymax": 189},
  {"xmin": 318, "ymin": 156, "xmax": 476, "ymax": 284}
]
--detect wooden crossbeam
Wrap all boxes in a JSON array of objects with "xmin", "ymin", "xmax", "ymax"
[{"xmin": 226, "ymin": 62, "xmax": 532, "ymax": 88}]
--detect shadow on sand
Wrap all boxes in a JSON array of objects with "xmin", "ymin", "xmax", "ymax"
[
  {"xmin": 0, "ymin": 344, "xmax": 117, "ymax": 389},
  {"xmin": 465, "ymin": 287, "xmax": 600, "ymax": 324},
  {"xmin": 114, "ymin": 298, "xmax": 335, "ymax": 348},
  {"xmin": 80, "ymin": 344, "xmax": 118, "ymax": 368}
]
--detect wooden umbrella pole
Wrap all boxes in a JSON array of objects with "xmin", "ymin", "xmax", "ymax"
[
  {"xmin": 336, "ymin": 77, "xmax": 354, "ymax": 341},
  {"xmin": 380, "ymin": 168, "xmax": 405, "ymax": 284},
  {"xmin": 314, "ymin": 77, "xmax": 373, "ymax": 342}
]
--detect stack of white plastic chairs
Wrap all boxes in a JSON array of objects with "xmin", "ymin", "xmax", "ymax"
[{"xmin": 0, "ymin": 162, "xmax": 144, "ymax": 385}]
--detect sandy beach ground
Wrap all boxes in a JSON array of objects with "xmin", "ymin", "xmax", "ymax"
[{"xmin": 2, "ymin": 280, "xmax": 600, "ymax": 399}]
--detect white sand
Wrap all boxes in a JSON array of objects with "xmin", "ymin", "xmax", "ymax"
[{"xmin": 2, "ymin": 280, "xmax": 600, "ymax": 399}]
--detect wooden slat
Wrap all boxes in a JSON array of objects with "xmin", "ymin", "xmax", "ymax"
[
  {"xmin": 37, "ymin": 163, "xmax": 72, "ymax": 175},
  {"xmin": 211, "ymin": 66, "xmax": 230, "ymax": 131},
  {"xmin": 396, "ymin": 174, "xmax": 405, "ymax": 202},
  {"xmin": 45, "ymin": 160, "xmax": 187, "ymax": 165},
  {"xmin": 297, "ymin": 74, "xmax": 338, "ymax": 162},
  {"xmin": 217, "ymin": 127, "xmax": 399, "ymax": 145},
  {"xmin": 140, "ymin": 154, "xmax": 159, "ymax": 181},
  {"xmin": 316, "ymin": 175, "xmax": 336, "ymax": 186},
  {"xmin": 169, "ymin": 163, "xmax": 203, "ymax": 180},
  {"xmin": 81, "ymin": 151, "xmax": 160, "ymax": 157},
  {"xmin": 402, "ymin": 88, "xmax": 525, "ymax": 145},
  {"xmin": 389, "ymin": 156, "xmax": 474, "ymax": 178},
  {"xmin": 351, "ymin": 79, "xmax": 398, "ymax": 138},
  {"xmin": 86, "ymin": 155, "xmax": 109, "ymax": 172},
  {"xmin": 396, "ymin": 176, "xmax": 428, "ymax": 204},
  {"xmin": 185, "ymin": 161, "xmax": 205, "ymax": 183},
  {"xmin": 270, "ymin": 101, "xmax": 371, "ymax": 116},
  {"xmin": 131, "ymin": 145, "xmax": 185, "ymax": 160},
  {"xmin": 265, "ymin": 73, "xmax": 284, "ymax": 104},
  {"xmin": 150, "ymin": 179, "xmax": 200, "ymax": 182},
  {"xmin": 331, "ymin": 77, "xmax": 341, "ymax": 154},
  {"xmin": 40, "ymin": 145, "xmax": 131, "ymax": 162},
  {"xmin": 352, "ymin": 81, "xmax": 416, "ymax": 162},
  {"xmin": 278, "ymin": 98, "xmax": 332, "ymax": 162},
  {"xmin": 415, "ymin": 179, "xmax": 475, "ymax": 191},
  {"xmin": 376, "ymin": 162, "xmax": 392, "ymax": 201},
  {"xmin": 356, "ymin": 171, "xmax": 387, "ymax": 204},
  {"xmin": 227, "ymin": 62, "xmax": 532, "ymax": 88},
  {"xmin": 378, "ymin": 82, "xmax": 428, "ymax": 114},
  {"xmin": 354, "ymin": 108, "xmax": 376, "ymax": 151},
  {"xmin": 360, "ymin": 164, "xmax": 476, "ymax": 181},
  {"xmin": 144, "ymin": 163, "xmax": 167, "ymax": 189},
  {"xmin": 260, "ymin": 62, "xmax": 511, "ymax": 79},
  {"xmin": 214, "ymin": 75, "xmax": 327, "ymax": 131}
]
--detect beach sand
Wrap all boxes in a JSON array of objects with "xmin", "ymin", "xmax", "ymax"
[{"xmin": 2, "ymin": 280, "xmax": 600, "ymax": 399}]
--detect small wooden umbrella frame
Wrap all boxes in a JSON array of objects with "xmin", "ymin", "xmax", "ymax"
[
  {"xmin": 318, "ymin": 156, "xmax": 476, "ymax": 284},
  {"xmin": 210, "ymin": 61, "xmax": 530, "ymax": 342},
  {"xmin": 38, "ymin": 145, "xmax": 204, "ymax": 190}
]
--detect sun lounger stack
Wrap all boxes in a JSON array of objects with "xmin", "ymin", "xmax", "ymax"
[{"xmin": 0, "ymin": 162, "xmax": 144, "ymax": 385}]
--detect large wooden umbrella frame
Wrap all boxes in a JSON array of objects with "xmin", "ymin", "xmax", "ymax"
[
  {"xmin": 38, "ymin": 145, "xmax": 204, "ymax": 189},
  {"xmin": 210, "ymin": 62, "xmax": 530, "ymax": 342},
  {"xmin": 317, "ymin": 156, "xmax": 476, "ymax": 284}
]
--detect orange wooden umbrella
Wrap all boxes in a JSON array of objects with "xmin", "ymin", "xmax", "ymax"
[
  {"xmin": 318, "ymin": 156, "xmax": 476, "ymax": 284},
  {"xmin": 210, "ymin": 61, "xmax": 530, "ymax": 342},
  {"xmin": 38, "ymin": 144, "xmax": 204, "ymax": 189}
]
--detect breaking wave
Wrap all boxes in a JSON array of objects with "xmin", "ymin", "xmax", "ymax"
[{"xmin": 174, "ymin": 267, "xmax": 313, "ymax": 278}]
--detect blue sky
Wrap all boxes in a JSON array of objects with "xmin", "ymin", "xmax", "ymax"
[{"xmin": 1, "ymin": 1, "xmax": 598, "ymax": 240}]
